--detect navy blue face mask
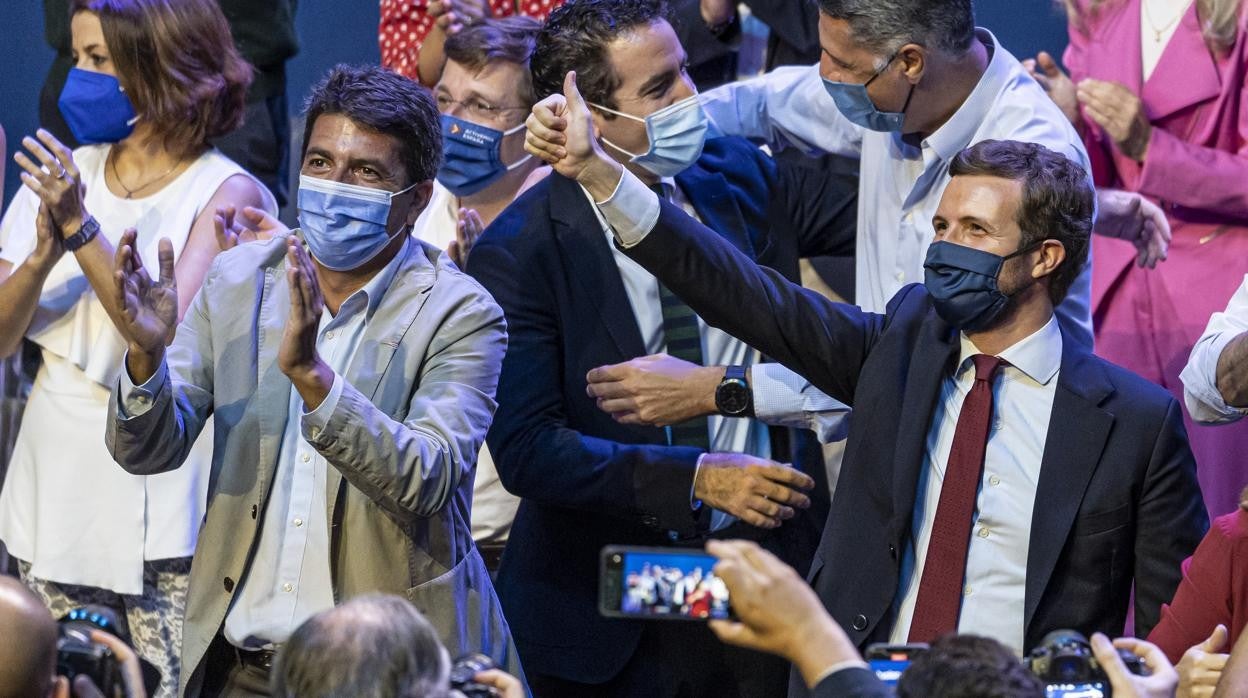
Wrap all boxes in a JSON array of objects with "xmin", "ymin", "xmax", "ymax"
[
  {"xmin": 923, "ymin": 240, "xmax": 1040, "ymax": 332},
  {"xmin": 436, "ymin": 114, "xmax": 531, "ymax": 197},
  {"xmin": 58, "ymin": 68, "xmax": 138, "ymax": 144}
]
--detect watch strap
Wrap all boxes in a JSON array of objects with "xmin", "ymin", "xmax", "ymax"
[{"xmin": 64, "ymin": 216, "xmax": 100, "ymax": 252}]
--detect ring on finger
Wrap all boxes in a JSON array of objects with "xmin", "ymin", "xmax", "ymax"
[{"xmin": 55, "ymin": 166, "xmax": 67, "ymax": 179}]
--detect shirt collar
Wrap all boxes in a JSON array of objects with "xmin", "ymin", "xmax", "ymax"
[
  {"xmin": 336, "ymin": 233, "xmax": 411, "ymax": 322},
  {"xmin": 956, "ymin": 314, "xmax": 1062, "ymax": 386},
  {"xmin": 920, "ymin": 28, "xmax": 1012, "ymax": 165}
]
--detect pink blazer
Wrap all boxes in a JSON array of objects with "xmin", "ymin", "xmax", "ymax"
[{"xmin": 1064, "ymin": 0, "xmax": 1248, "ymax": 313}]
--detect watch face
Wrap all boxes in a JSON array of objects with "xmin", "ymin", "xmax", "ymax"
[{"xmin": 716, "ymin": 379, "xmax": 750, "ymax": 415}]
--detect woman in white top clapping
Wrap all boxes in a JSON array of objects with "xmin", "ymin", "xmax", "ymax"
[{"xmin": 0, "ymin": 1, "xmax": 274, "ymax": 694}]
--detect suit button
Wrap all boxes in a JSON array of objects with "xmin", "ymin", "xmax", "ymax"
[
  {"xmin": 643, "ymin": 515, "xmax": 659, "ymax": 528},
  {"xmin": 888, "ymin": 544, "xmax": 897, "ymax": 559},
  {"xmin": 224, "ymin": 577, "xmax": 234, "ymax": 592},
  {"xmin": 251, "ymin": 504, "xmax": 258, "ymax": 519},
  {"xmin": 852, "ymin": 614, "xmax": 868, "ymax": 631}
]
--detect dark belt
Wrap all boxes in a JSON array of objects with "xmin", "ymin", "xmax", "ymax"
[{"xmin": 233, "ymin": 646, "xmax": 279, "ymax": 673}]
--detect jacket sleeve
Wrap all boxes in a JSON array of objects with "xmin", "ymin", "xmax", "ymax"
[
  {"xmin": 1133, "ymin": 398, "xmax": 1211, "ymax": 637},
  {"xmin": 769, "ymin": 150, "xmax": 859, "ymax": 259},
  {"xmin": 811, "ymin": 667, "xmax": 892, "ymax": 698},
  {"xmin": 105, "ymin": 255, "xmax": 218, "ymax": 475},
  {"xmin": 622, "ymin": 198, "xmax": 887, "ymax": 406},
  {"xmin": 467, "ymin": 237, "xmax": 709, "ymax": 537},
  {"xmin": 304, "ymin": 283, "xmax": 507, "ymax": 524}
]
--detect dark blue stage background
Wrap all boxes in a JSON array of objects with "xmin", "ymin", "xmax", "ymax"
[{"xmin": 0, "ymin": 1, "xmax": 1070, "ymax": 211}]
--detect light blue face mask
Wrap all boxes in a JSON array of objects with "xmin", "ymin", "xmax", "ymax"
[
  {"xmin": 296, "ymin": 175, "xmax": 417, "ymax": 271},
  {"xmin": 590, "ymin": 95, "xmax": 709, "ymax": 178},
  {"xmin": 821, "ymin": 52, "xmax": 915, "ymax": 133}
]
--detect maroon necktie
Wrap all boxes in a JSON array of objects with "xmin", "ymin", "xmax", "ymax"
[{"xmin": 908, "ymin": 354, "xmax": 1003, "ymax": 643}]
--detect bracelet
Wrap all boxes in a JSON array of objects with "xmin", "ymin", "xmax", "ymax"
[{"xmin": 64, "ymin": 216, "xmax": 101, "ymax": 252}]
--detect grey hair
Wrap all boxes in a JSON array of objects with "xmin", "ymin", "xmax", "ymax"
[
  {"xmin": 271, "ymin": 594, "xmax": 451, "ymax": 698},
  {"xmin": 816, "ymin": 0, "xmax": 977, "ymax": 56}
]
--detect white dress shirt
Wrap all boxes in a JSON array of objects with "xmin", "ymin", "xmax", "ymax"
[
  {"xmin": 597, "ymin": 165, "xmax": 1063, "ymax": 654},
  {"xmin": 411, "ymin": 181, "xmax": 521, "ymax": 544},
  {"xmin": 888, "ymin": 317, "xmax": 1061, "ymax": 655},
  {"xmin": 1181, "ymin": 274, "xmax": 1248, "ymax": 424},
  {"xmin": 584, "ymin": 178, "xmax": 780, "ymax": 530},
  {"xmin": 121, "ymin": 237, "xmax": 409, "ymax": 648},
  {"xmin": 697, "ymin": 28, "xmax": 1094, "ymax": 348}
]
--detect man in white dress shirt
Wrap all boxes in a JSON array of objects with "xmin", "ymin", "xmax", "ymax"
[{"xmin": 1182, "ymin": 276, "xmax": 1248, "ymax": 425}]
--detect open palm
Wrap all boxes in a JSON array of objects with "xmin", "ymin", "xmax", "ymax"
[{"xmin": 113, "ymin": 229, "xmax": 178, "ymax": 352}]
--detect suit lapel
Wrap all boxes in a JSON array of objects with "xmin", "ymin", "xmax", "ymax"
[
  {"xmin": 1142, "ymin": 3, "xmax": 1221, "ymax": 121},
  {"xmin": 1024, "ymin": 346, "xmax": 1116, "ymax": 630},
  {"xmin": 676, "ymin": 165, "xmax": 756, "ymax": 258},
  {"xmin": 327, "ymin": 241, "xmax": 435, "ymax": 526},
  {"xmin": 550, "ymin": 175, "xmax": 648, "ymax": 359},
  {"xmin": 890, "ymin": 314, "xmax": 960, "ymax": 541}
]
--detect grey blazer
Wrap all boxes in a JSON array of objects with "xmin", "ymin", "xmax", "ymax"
[{"xmin": 106, "ymin": 235, "xmax": 521, "ymax": 696}]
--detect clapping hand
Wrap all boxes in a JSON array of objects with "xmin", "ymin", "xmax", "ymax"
[
  {"xmin": 30, "ymin": 203, "xmax": 65, "ymax": 271},
  {"xmin": 277, "ymin": 237, "xmax": 326, "ymax": 380},
  {"xmin": 113, "ymin": 229, "xmax": 178, "ymax": 356},
  {"xmin": 214, "ymin": 204, "xmax": 288, "ymax": 250},
  {"xmin": 1096, "ymin": 189, "xmax": 1171, "ymax": 268},
  {"xmin": 1022, "ymin": 51, "xmax": 1079, "ymax": 125},
  {"xmin": 428, "ymin": 0, "xmax": 490, "ymax": 33},
  {"xmin": 448, "ymin": 207, "xmax": 484, "ymax": 269},
  {"xmin": 14, "ymin": 129, "xmax": 88, "ymax": 237},
  {"xmin": 1078, "ymin": 79, "xmax": 1153, "ymax": 161}
]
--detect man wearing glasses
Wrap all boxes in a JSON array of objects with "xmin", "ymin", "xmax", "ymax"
[{"xmin": 412, "ymin": 16, "xmax": 543, "ymax": 571}]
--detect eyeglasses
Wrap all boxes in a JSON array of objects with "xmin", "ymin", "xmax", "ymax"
[{"xmin": 435, "ymin": 94, "xmax": 527, "ymax": 121}]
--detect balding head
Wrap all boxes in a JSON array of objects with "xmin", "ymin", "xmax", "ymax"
[
  {"xmin": 0, "ymin": 576, "xmax": 58, "ymax": 698},
  {"xmin": 272, "ymin": 594, "xmax": 450, "ymax": 698}
]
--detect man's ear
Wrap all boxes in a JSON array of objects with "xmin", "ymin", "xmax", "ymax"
[
  {"xmin": 898, "ymin": 43, "xmax": 927, "ymax": 84},
  {"xmin": 1033, "ymin": 239, "xmax": 1067, "ymax": 280},
  {"xmin": 404, "ymin": 181, "xmax": 435, "ymax": 227}
]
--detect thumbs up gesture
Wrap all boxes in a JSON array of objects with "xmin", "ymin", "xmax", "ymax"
[
  {"xmin": 1175, "ymin": 625, "xmax": 1229, "ymax": 698},
  {"xmin": 524, "ymin": 70, "xmax": 624, "ymax": 199}
]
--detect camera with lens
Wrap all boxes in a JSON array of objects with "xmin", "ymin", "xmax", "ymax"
[
  {"xmin": 56, "ymin": 606, "xmax": 126, "ymax": 696},
  {"xmin": 449, "ymin": 653, "xmax": 498, "ymax": 698},
  {"xmin": 1025, "ymin": 629, "xmax": 1147, "ymax": 697}
]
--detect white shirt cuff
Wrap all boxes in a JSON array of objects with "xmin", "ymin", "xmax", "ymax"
[
  {"xmin": 117, "ymin": 353, "xmax": 167, "ymax": 418},
  {"xmin": 301, "ymin": 372, "xmax": 344, "ymax": 442},
  {"xmin": 691, "ymin": 452, "xmax": 708, "ymax": 511},
  {"xmin": 1181, "ymin": 329, "xmax": 1248, "ymax": 424},
  {"xmin": 586, "ymin": 167, "xmax": 660, "ymax": 248},
  {"xmin": 751, "ymin": 363, "xmax": 851, "ymax": 443}
]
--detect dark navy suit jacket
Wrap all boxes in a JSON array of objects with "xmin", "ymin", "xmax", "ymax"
[
  {"xmin": 618, "ymin": 193, "xmax": 1210, "ymax": 684},
  {"xmin": 467, "ymin": 136, "xmax": 855, "ymax": 683}
]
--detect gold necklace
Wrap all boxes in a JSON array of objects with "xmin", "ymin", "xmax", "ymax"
[
  {"xmin": 1142, "ymin": 0, "xmax": 1191, "ymax": 42},
  {"xmin": 107, "ymin": 148, "xmax": 186, "ymax": 199}
]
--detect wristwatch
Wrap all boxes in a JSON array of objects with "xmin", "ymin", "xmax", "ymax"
[
  {"xmin": 64, "ymin": 216, "xmax": 101, "ymax": 252},
  {"xmin": 715, "ymin": 365, "xmax": 753, "ymax": 417}
]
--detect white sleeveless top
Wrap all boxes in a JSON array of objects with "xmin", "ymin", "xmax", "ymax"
[{"xmin": 0, "ymin": 145, "xmax": 275, "ymax": 593}]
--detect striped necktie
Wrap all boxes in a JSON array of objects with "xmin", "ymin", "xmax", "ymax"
[{"xmin": 652, "ymin": 182, "xmax": 711, "ymax": 451}]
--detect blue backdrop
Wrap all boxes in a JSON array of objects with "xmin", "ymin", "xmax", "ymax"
[{"xmin": 0, "ymin": 0, "xmax": 1071, "ymax": 210}]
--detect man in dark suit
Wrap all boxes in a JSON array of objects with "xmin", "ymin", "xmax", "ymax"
[
  {"xmin": 525, "ymin": 86, "xmax": 1209, "ymax": 689},
  {"xmin": 466, "ymin": 0, "xmax": 854, "ymax": 694}
]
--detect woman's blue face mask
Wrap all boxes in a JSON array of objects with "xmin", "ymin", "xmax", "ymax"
[{"xmin": 58, "ymin": 68, "xmax": 139, "ymax": 144}]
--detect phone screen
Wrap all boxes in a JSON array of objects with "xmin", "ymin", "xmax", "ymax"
[
  {"xmin": 1045, "ymin": 683, "xmax": 1108, "ymax": 698},
  {"xmin": 868, "ymin": 659, "xmax": 910, "ymax": 686},
  {"xmin": 600, "ymin": 547, "xmax": 730, "ymax": 620},
  {"xmin": 864, "ymin": 644, "xmax": 927, "ymax": 686}
]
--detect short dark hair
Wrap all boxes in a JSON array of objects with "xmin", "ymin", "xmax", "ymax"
[
  {"xmin": 302, "ymin": 65, "xmax": 442, "ymax": 186},
  {"xmin": 949, "ymin": 139, "xmax": 1094, "ymax": 304},
  {"xmin": 71, "ymin": 0, "xmax": 253, "ymax": 156},
  {"xmin": 444, "ymin": 16, "xmax": 542, "ymax": 109},
  {"xmin": 271, "ymin": 595, "xmax": 449, "ymax": 698},
  {"xmin": 530, "ymin": 0, "xmax": 668, "ymax": 113},
  {"xmin": 816, "ymin": 0, "xmax": 976, "ymax": 55},
  {"xmin": 898, "ymin": 635, "xmax": 1045, "ymax": 698}
]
